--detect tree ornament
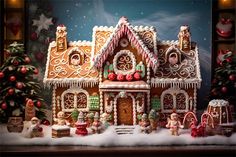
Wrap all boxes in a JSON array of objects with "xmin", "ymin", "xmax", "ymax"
[
  {"xmin": 229, "ymin": 74, "xmax": 236, "ymax": 81},
  {"xmin": 13, "ymin": 60, "xmax": 19, "ymax": 66},
  {"xmin": 33, "ymin": 68, "xmax": 39, "ymax": 75},
  {"xmin": 24, "ymin": 57, "xmax": 31, "ymax": 63},
  {"xmin": 216, "ymin": 18, "xmax": 233, "ymax": 38},
  {"xmin": 34, "ymin": 52, "xmax": 45, "ymax": 62},
  {"xmin": 21, "ymin": 66, "xmax": 27, "ymax": 74},
  {"xmin": 126, "ymin": 74, "xmax": 133, "ymax": 81},
  {"xmin": 32, "ymin": 14, "xmax": 53, "ymax": 33},
  {"xmin": 9, "ymin": 101, "xmax": 15, "ymax": 107},
  {"xmin": 0, "ymin": 72, "xmax": 4, "ymax": 78},
  {"xmin": 221, "ymin": 86, "xmax": 228, "ymax": 93},
  {"xmin": 16, "ymin": 82, "xmax": 23, "ymax": 89},
  {"xmin": 9, "ymin": 76, "xmax": 16, "ymax": 82},
  {"xmin": 1, "ymin": 103, "xmax": 7, "ymax": 110},
  {"xmin": 108, "ymin": 73, "xmax": 116, "ymax": 81},
  {"xmin": 30, "ymin": 32, "xmax": 38, "ymax": 41},
  {"xmin": 8, "ymin": 88, "xmax": 14, "ymax": 95},
  {"xmin": 36, "ymin": 101, "xmax": 41, "ymax": 108}
]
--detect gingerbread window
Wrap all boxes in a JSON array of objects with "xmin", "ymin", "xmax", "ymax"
[
  {"xmin": 113, "ymin": 50, "xmax": 136, "ymax": 75},
  {"xmin": 68, "ymin": 48, "xmax": 84, "ymax": 66},
  {"xmin": 61, "ymin": 88, "xmax": 89, "ymax": 112}
]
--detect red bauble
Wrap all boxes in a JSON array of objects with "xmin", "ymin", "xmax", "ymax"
[
  {"xmin": 229, "ymin": 74, "xmax": 236, "ymax": 81},
  {"xmin": 35, "ymin": 52, "xmax": 45, "ymax": 62},
  {"xmin": 1, "ymin": 103, "xmax": 7, "ymax": 110},
  {"xmin": 9, "ymin": 76, "xmax": 16, "ymax": 82},
  {"xmin": 33, "ymin": 68, "xmax": 39, "ymax": 74},
  {"xmin": 24, "ymin": 57, "xmax": 31, "ymax": 63},
  {"xmin": 30, "ymin": 32, "xmax": 38, "ymax": 41},
  {"xmin": 226, "ymin": 57, "xmax": 232, "ymax": 63},
  {"xmin": 108, "ymin": 73, "xmax": 116, "ymax": 81},
  {"xmin": 8, "ymin": 88, "xmax": 14, "ymax": 95},
  {"xmin": 126, "ymin": 74, "xmax": 133, "ymax": 81},
  {"xmin": 13, "ymin": 60, "xmax": 19, "ymax": 66},
  {"xmin": 134, "ymin": 72, "xmax": 141, "ymax": 80},
  {"xmin": 212, "ymin": 78, "xmax": 218, "ymax": 84},
  {"xmin": 36, "ymin": 101, "xmax": 41, "ymax": 108},
  {"xmin": 117, "ymin": 74, "xmax": 125, "ymax": 81},
  {"xmin": 221, "ymin": 86, "xmax": 228, "ymax": 93},
  {"xmin": 20, "ymin": 67, "xmax": 27, "ymax": 74},
  {"xmin": 0, "ymin": 72, "xmax": 5, "ymax": 78},
  {"xmin": 16, "ymin": 82, "xmax": 23, "ymax": 89}
]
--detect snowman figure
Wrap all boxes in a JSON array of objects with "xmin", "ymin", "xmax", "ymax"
[{"xmin": 91, "ymin": 112, "xmax": 103, "ymax": 134}]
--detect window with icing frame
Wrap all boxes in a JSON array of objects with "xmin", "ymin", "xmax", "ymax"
[{"xmin": 113, "ymin": 50, "xmax": 136, "ymax": 75}]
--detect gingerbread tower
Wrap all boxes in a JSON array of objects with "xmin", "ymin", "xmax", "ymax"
[
  {"xmin": 56, "ymin": 24, "xmax": 67, "ymax": 52},
  {"xmin": 178, "ymin": 25, "xmax": 191, "ymax": 52}
]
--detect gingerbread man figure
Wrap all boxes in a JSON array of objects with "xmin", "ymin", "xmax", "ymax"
[
  {"xmin": 54, "ymin": 111, "xmax": 70, "ymax": 126},
  {"xmin": 166, "ymin": 113, "xmax": 183, "ymax": 136}
]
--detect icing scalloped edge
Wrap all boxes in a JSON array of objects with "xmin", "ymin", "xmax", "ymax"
[
  {"xmin": 208, "ymin": 99, "xmax": 229, "ymax": 107},
  {"xmin": 68, "ymin": 40, "xmax": 92, "ymax": 46}
]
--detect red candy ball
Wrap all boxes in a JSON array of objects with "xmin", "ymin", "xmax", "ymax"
[
  {"xmin": 30, "ymin": 32, "xmax": 38, "ymax": 41},
  {"xmin": 117, "ymin": 74, "xmax": 124, "ymax": 81},
  {"xmin": 33, "ymin": 68, "xmax": 39, "ymax": 74},
  {"xmin": 221, "ymin": 86, "xmax": 228, "ymax": 93},
  {"xmin": 126, "ymin": 74, "xmax": 133, "ymax": 81},
  {"xmin": 134, "ymin": 72, "xmax": 141, "ymax": 80},
  {"xmin": 108, "ymin": 73, "xmax": 116, "ymax": 81},
  {"xmin": 13, "ymin": 60, "xmax": 19, "ymax": 66},
  {"xmin": 229, "ymin": 74, "xmax": 236, "ymax": 81}
]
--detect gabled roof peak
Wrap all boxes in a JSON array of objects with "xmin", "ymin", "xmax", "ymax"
[{"xmin": 118, "ymin": 16, "xmax": 129, "ymax": 25}]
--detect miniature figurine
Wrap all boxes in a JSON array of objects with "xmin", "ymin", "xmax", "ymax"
[
  {"xmin": 25, "ymin": 99, "xmax": 35, "ymax": 121},
  {"xmin": 54, "ymin": 111, "xmax": 70, "ymax": 126},
  {"xmin": 166, "ymin": 113, "xmax": 183, "ymax": 136},
  {"xmin": 86, "ymin": 112, "xmax": 94, "ymax": 128},
  {"xmin": 178, "ymin": 25, "xmax": 191, "ymax": 51},
  {"xmin": 148, "ymin": 109, "xmax": 158, "ymax": 132},
  {"xmin": 139, "ymin": 113, "xmax": 151, "ymax": 134},
  {"xmin": 91, "ymin": 112, "xmax": 102, "ymax": 134},
  {"xmin": 24, "ymin": 117, "xmax": 43, "ymax": 138},
  {"xmin": 100, "ymin": 112, "xmax": 112, "ymax": 129},
  {"xmin": 75, "ymin": 112, "xmax": 88, "ymax": 136}
]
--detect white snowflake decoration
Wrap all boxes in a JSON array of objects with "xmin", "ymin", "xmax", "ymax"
[{"xmin": 32, "ymin": 14, "xmax": 53, "ymax": 34}]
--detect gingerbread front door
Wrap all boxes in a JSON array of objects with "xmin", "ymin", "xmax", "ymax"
[{"xmin": 117, "ymin": 96, "xmax": 133, "ymax": 125}]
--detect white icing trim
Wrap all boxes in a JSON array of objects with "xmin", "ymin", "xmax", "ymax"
[
  {"xmin": 44, "ymin": 78, "xmax": 99, "ymax": 88},
  {"xmin": 99, "ymin": 91, "xmax": 103, "ymax": 115},
  {"xmin": 99, "ymin": 84, "xmax": 150, "ymax": 89},
  {"xmin": 151, "ymin": 78, "xmax": 201, "ymax": 89},
  {"xmin": 208, "ymin": 99, "xmax": 229, "ymax": 107},
  {"xmin": 194, "ymin": 45, "xmax": 202, "ymax": 88},
  {"xmin": 113, "ymin": 50, "xmax": 136, "ymax": 75},
  {"xmin": 61, "ymin": 87, "xmax": 89, "ymax": 112},
  {"xmin": 52, "ymin": 85, "xmax": 57, "ymax": 120},
  {"xmin": 161, "ymin": 87, "xmax": 189, "ymax": 113},
  {"xmin": 69, "ymin": 40, "xmax": 92, "ymax": 47},
  {"xmin": 44, "ymin": 41, "xmax": 56, "ymax": 87},
  {"xmin": 52, "ymin": 124, "xmax": 70, "ymax": 130},
  {"xmin": 157, "ymin": 40, "xmax": 179, "ymax": 45}
]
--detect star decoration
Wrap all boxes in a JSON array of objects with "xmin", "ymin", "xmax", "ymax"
[{"xmin": 33, "ymin": 14, "xmax": 53, "ymax": 34}]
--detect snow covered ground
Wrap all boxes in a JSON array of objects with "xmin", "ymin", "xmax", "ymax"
[{"xmin": 0, "ymin": 124, "xmax": 236, "ymax": 146}]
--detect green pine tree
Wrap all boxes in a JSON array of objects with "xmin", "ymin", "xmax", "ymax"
[
  {"xmin": 210, "ymin": 53, "xmax": 236, "ymax": 107},
  {"xmin": 0, "ymin": 42, "xmax": 46, "ymax": 123}
]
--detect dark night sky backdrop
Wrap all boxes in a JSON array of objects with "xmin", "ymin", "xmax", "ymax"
[{"xmin": 49, "ymin": 0, "xmax": 212, "ymax": 108}]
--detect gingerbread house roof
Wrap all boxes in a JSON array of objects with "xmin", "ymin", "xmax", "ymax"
[
  {"xmin": 91, "ymin": 17, "xmax": 159, "ymax": 72},
  {"xmin": 151, "ymin": 40, "xmax": 202, "ymax": 89},
  {"xmin": 43, "ymin": 40, "xmax": 99, "ymax": 87}
]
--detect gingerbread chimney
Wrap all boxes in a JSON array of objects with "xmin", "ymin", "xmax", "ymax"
[
  {"xmin": 178, "ymin": 25, "xmax": 191, "ymax": 52},
  {"xmin": 56, "ymin": 24, "xmax": 67, "ymax": 52}
]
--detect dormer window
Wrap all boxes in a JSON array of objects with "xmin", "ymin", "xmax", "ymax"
[
  {"xmin": 113, "ymin": 50, "xmax": 136, "ymax": 75},
  {"xmin": 68, "ymin": 48, "xmax": 84, "ymax": 66}
]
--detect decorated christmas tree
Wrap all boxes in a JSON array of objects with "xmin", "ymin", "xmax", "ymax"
[
  {"xmin": 0, "ymin": 42, "xmax": 46, "ymax": 123},
  {"xmin": 210, "ymin": 50, "xmax": 236, "ymax": 107}
]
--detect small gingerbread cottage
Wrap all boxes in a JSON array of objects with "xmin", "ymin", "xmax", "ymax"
[{"xmin": 44, "ymin": 17, "xmax": 201, "ymax": 125}]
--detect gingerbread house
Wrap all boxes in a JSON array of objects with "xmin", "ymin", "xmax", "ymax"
[{"xmin": 44, "ymin": 17, "xmax": 201, "ymax": 125}]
